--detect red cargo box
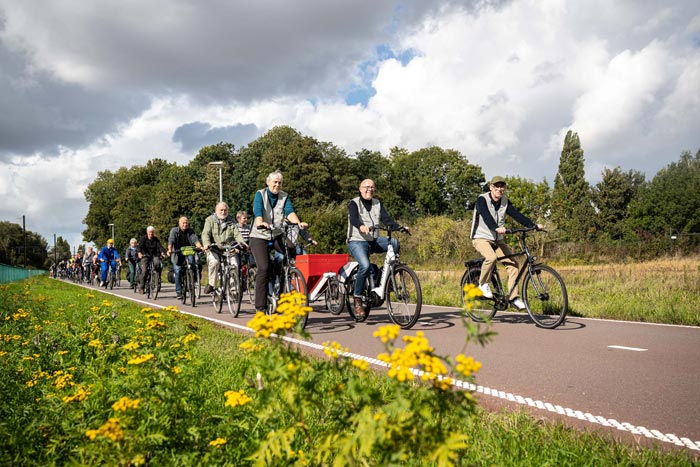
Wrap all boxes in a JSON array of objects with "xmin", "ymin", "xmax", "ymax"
[{"xmin": 295, "ymin": 254, "xmax": 348, "ymax": 291}]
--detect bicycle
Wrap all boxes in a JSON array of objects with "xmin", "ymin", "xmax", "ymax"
[
  {"xmin": 139, "ymin": 256, "xmax": 162, "ymax": 300},
  {"xmin": 173, "ymin": 246, "xmax": 201, "ymax": 307},
  {"xmin": 208, "ymin": 242, "xmax": 244, "ymax": 317},
  {"xmin": 460, "ymin": 226, "xmax": 568, "ymax": 329},
  {"xmin": 240, "ymin": 253, "xmax": 256, "ymax": 305},
  {"xmin": 257, "ymin": 221, "xmax": 309, "ymax": 329},
  {"xmin": 343, "ymin": 225, "xmax": 422, "ymax": 329}
]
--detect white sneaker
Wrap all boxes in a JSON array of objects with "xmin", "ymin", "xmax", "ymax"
[
  {"xmin": 510, "ymin": 298, "xmax": 526, "ymax": 311},
  {"xmin": 478, "ymin": 283, "xmax": 493, "ymax": 299}
]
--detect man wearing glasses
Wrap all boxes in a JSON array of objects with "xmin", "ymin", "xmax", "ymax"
[
  {"xmin": 347, "ymin": 178, "xmax": 406, "ymax": 319},
  {"xmin": 471, "ymin": 175, "xmax": 542, "ymax": 310}
]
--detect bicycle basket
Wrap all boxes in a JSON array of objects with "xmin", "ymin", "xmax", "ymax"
[
  {"xmin": 285, "ymin": 224, "xmax": 300, "ymax": 248},
  {"xmin": 181, "ymin": 246, "xmax": 196, "ymax": 256}
]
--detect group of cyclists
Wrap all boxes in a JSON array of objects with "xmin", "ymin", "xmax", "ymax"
[{"xmin": 55, "ymin": 170, "xmax": 541, "ymax": 320}]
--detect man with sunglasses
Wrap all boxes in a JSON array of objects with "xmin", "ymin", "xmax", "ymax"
[{"xmin": 471, "ymin": 176, "xmax": 542, "ymax": 310}]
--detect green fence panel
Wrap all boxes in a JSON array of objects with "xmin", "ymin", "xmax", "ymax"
[{"xmin": 0, "ymin": 263, "xmax": 48, "ymax": 284}]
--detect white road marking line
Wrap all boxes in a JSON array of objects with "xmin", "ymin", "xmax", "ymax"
[{"xmin": 608, "ymin": 345, "xmax": 648, "ymax": 351}]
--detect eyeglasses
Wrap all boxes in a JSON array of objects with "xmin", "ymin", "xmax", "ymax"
[
  {"xmin": 492, "ymin": 185, "xmax": 506, "ymax": 190},
  {"xmin": 361, "ymin": 186, "xmax": 375, "ymax": 191}
]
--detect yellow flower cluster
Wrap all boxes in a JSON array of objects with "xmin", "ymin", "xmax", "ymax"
[
  {"xmin": 322, "ymin": 341, "xmax": 348, "ymax": 359},
  {"xmin": 127, "ymin": 353, "xmax": 155, "ymax": 365},
  {"xmin": 171, "ymin": 366, "xmax": 182, "ymax": 374},
  {"xmin": 373, "ymin": 324, "xmax": 400, "ymax": 343},
  {"xmin": 2, "ymin": 334, "xmax": 22, "ymax": 342},
  {"xmin": 246, "ymin": 292, "xmax": 310, "ymax": 338},
  {"xmin": 462, "ymin": 283, "xmax": 483, "ymax": 311},
  {"xmin": 146, "ymin": 319, "xmax": 166, "ymax": 329},
  {"xmin": 101, "ymin": 300, "xmax": 112, "ymax": 307},
  {"xmin": 112, "ymin": 396, "xmax": 140, "ymax": 412},
  {"xmin": 209, "ymin": 437, "xmax": 227, "ymax": 447},
  {"xmin": 239, "ymin": 339, "xmax": 265, "ymax": 352},
  {"xmin": 88, "ymin": 339, "xmax": 102, "ymax": 349},
  {"xmin": 85, "ymin": 417, "xmax": 124, "ymax": 442},
  {"xmin": 378, "ymin": 331, "xmax": 432, "ymax": 382},
  {"xmin": 10, "ymin": 308, "xmax": 30, "ymax": 321},
  {"xmin": 62, "ymin": 385, "xmax": 91, "ymax": 403},
  {"xmin": 53, "ymin": 371, "xmax": 74, "ymax": 389},
  {"xmin": 224, "ymin": 389, "xmax": 252, "ymax": 408},
  {"xmin": 352, "ymin": 359, "xmax": 370, "ymax": 371},
  {"xmin": 122, "ymin": 341, "xmax": 140, "ymax": 351},
  {"xmin": 455, "ymin": 354, "xmax": 482, "ymax": 377},
  {"xmin": 180, "ymin": 333, "xmax": 199, "ymax": 345}
]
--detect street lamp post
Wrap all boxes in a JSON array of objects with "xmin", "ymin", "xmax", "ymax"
[
  {"xmin": 208, "ymin": 161, "xmax": 224, "ymax": 203},
  {"xmin": 108, "ymin": 223, "xmax": 115, "ymax": 244}
]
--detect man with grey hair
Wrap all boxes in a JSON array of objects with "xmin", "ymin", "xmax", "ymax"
[
  {"xmin": 136, "ymin": 226, "xmax": 167, "ymax": 294},
  {"xmin": 201, "ymin": 202, "xmax": 247, "ymax": 294}
]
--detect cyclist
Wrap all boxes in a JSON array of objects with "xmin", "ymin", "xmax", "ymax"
[
  {"xmin": 236, "ymin": 210, "xmax": 255, "ymax": 267},
  {"xmin": 201, "ymin": 202, "xmax": 247, "ymax": 295},
  {"xmin": 83, "ymin": 246, "xmax": 97, "ymax": 282},
  {"xmin": 347, "ymin": 178, "xmax": 406, "ymax": 319},
  {"xmin": 249, "ymin": 170, "xmax": 309, "ymax": 313},
  {"xmin": 167, "ymin": 216, "xmax": 204, "ymax": 300},
  {"xmin": 124, "ymin": 238, "xmax": 139, "ymax": 287},
  {"xmin": 97, "ymin": 239, "xmax": 121, "ymax": 287},
  {"xmin": 470, "ymin": 175, "xmax": 542, "ymax": 310},
  {"xmin": 136, "ymin": 226, "xmax": 167, "ymax": 294}
]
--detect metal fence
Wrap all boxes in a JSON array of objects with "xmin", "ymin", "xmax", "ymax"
[{"xmin": 0, "ymin": 263, "xmax": 47, "ymax": 284}]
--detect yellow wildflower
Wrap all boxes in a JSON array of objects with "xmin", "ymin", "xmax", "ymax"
[
  {"xmin": 322, "ymin": 341, "xmax": 347, "ymax": 359},
  {"xmin": 62, "ymin": 385, "xmax": 91, "ymax": 403},
  {"xmin": 239, "ymin": 339, "xmax": 264, "ymax": 352},
  {"xmin": 112, "ymin": 396, "xmax": 140, "ymax": 412},
  {"xmin": 352, "ymin": 359, "xmax": 369, "ymax": 371},
  {"xmin": 224, "ymin": 389, "xmax": 252, "ymax": 408},
  {"xmin": 455, "ymin": 354, "xmax": 482, "ymax": 377},
  {"xmin": 373, "ymin": 324, "xmax": 401, "ymax": 343},
  {"xmin": 85, "ymin": 418, "xmax": 124, "ymax": 442},
  {"xmin": 171, "ymin": 366, "xmax": 182, "ymax": 374},
  {"xmin": 209, "ymin": 437, "xmax": 227, "ymax": 447},
  {"xmin": 127, "ymin": 353, "xmax": 155, "ymax": 365},
  {"xmin": 122, "ymin": 341, "xmax": 140, "ymax": 351}
]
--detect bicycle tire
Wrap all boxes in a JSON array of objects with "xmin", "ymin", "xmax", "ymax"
[
  {"xmin": 325, "ymin": 275, "xmax": 345, "ymax": 315},
  {"xmin": 345, "ymin": 269, "xmax": 371, "ymax": 322},
  {"xmin": 246, "ymin": 265, "xmax": 256, "ymax": 305},
  {"xmin": 225, "ymin": 269, "xmax": 243, "ymax": 317},
  {"xmin": 213, "ymin": 273, "xmax": 224, "ymax": 313},
  {"xmin": 386, "ymin": 264, "xmax": 422, "ymax": 329},
  {"xmin": 151, "ymin": 267, "xmax": 160, "ymax": 300},
  {"xmin": 460, "ymin": 268, "xmax": 499, "ymax": 322},
  {"xmin": 107, "ymin": 269, "xmax": 113, "ymax": 290},
  {"xmin": 194, "ymin": 268, "xmax": 202, "ymax": 300},
  {"xmin": 522, "ymin": 264, "xmax": 568, "ymax": 329},
  {"xmin": 187, "ymin": 268, "xmax": 196, "ymax": 307},
  {"xmin": 284, "ymin": 267, "xmax": 309, "ymax": 329},
  {"xmin": 180, "ymin": 269, "xmax": 188, "ymax": 305},
  {"xmin": 116, "ymin": 266, "xmax": 121, "ymax": 287}
]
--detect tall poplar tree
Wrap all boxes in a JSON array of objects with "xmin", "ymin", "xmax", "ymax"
[{"xmin": 550, "ymin": 130, "xmax": 595, "ymax": 241}]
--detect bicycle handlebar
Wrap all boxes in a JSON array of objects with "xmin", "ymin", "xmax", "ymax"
[
  {"xmin": 369, "ymin": 225, "xmax": 411, "ymax": 235},
  {"xmin": 505, "ymin": 226, "xmax": 545, "ymax": 235}
]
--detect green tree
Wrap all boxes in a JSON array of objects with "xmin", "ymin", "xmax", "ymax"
[
  {"xmin": 627, "ymin": 149, "xmax": 700, "ymax": 235},
  {"xmin": 0, "ymin": 221, "xmax": 48, "ymax": 268},
  {"xmin": 550, "ymin": 130, "xmax": 595, "ymax": 241},
  {"xmin": 46, "ymin": 236, "xmax": 72, "ymax": 266},
  {"xmin": 592, "ymin": 167, "xmax": 645, "ymax": 240}
]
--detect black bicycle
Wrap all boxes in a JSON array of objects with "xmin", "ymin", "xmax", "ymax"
[
  {"xmin": 173, "ymin": 246, "xmax": 201, "ymax": 307},
  {"xmin": 461, "ymin": 226, "xmax": 568, "ymax": 329},
  {"xmin": 258, "ymin": 221, "xmax": 309, "ymax": 329},
  {"xmin": 139, "ymin": 256, "xmax": 161, "ymax": 300},
  {"xmin": 208, "ymin": 242, "xmax": 244, "ymax": 317}
]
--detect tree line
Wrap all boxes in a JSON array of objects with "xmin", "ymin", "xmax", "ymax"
[{"xmin": 2, "ymin": 125, "xmax": 697, "ymax": 269}]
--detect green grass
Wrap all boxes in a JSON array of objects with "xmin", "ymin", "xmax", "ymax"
[{"xmin": 0, "ymin": 276, "xmax": 696, "ymax": 466}]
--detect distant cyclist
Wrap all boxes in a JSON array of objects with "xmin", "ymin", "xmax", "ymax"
[
  {"xmin": 97, "ymin": 239, "xmax": 121, "ymax": 287},
  {"xmin": 124, "ymin": 238, "xmax": 139, "ymax": 287},
  {"xmin": 136, "ymin": 226, "xmax": 167, "ymax": 294},
  {"xmin": 167, "ymin": 216, "xmax": 204, "ymax": 300}
]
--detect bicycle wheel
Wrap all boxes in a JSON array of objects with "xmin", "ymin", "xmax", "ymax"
[
  {"xmin": 106, "ymin": 269, "xmax": 113, "ymax": 290},
  {"xmin": 187, "ymin": 268, "xmax": 196, "ymax": 307},
  {"xmin": 284, "ymin": 267, "xmax": 309, "ymax": 329},
  {"xmin": 151, "ymin": 267, "xmax": 160, "ymax": 300},
  {"xmin": 225, "ymin": 269, "xmax": 243, "ymax": 317},
  {"xmin": 246, "ymin": 265, "xmax": 256, "ymax": 305},
  {"xmin": 522, "ymin": 264, "xmax": 568, "ymax": 329},
  {"xmin": 180, "ymin": 270, "xmax": 188, "ymax": 304},
  {"xmin": 385, "ymin": 264, "xmax": 422, "ymax": 329},
  {"xmin": 116, "ymin": 266, "xmax": 121, "ymax": 286},
  {"xmin": 345, "ymin": 269, "xmax": 371, "ymax": 322},
  {"xmin": 460, "ymin": 268, "xmax": 498, "ymax": 322},
  {"xmin": 194, "ymin": 268, "xmax": 202, "ymax": 299},
  {"xmin": 213, "ymin": 272, "xmax": 224, "ymax": 313},
  {"xmin": 325, "ymin": 275, "xmax": 345, "ymax": 315}
]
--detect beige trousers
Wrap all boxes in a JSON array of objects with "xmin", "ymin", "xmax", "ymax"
[{"xmin": 471, "ymin": 238, "xmax": 522, "ymax": 300}]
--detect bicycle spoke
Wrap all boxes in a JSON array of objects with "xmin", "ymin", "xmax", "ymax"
[
  {"xmin": 523, "ymin": 265, "xmax": 568, "ymax": 329},
  {"xmin": 461, "ymin": 269, "xmax": 498, "ymax": 322}
]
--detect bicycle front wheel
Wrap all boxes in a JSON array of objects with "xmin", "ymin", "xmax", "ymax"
[
  {"xmin": 345, "ymin": 269, "xmax": 370, "ymax": 322},
  {"xmin": 187, "ymin": 268, "xmax": 196, "ymax": 307},
  {"xmin": 285, "ymin": 267, "xmax": 309, "ymax": 329},
  {"xmin": 151, "ymin": 268, "xmax": 160, "ymax": 300},
  {"xmin": 325, "ymin": 275, "xmax": 345, "ymax": 315},
  {"xmin": 386, "ymin": 265, "xmax": 422, "ymax": 329},
  {"xmin": 246, "ymin": 266, "xmax": 256, "ymax": 305},
  {"xmin": 226, "ymin": 269, "xmax": 243, "ymax": 317},
  {"xmin": 522, "ymin": 265, "xmax": 568, "ymax": 329},
  {"xmin": 460, "ymin": 269, "xmax": 498, "ymax": 322}
]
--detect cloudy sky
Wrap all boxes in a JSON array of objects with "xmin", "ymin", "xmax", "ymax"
[{"xmin": 1, "ymin": 0, "xmax": 698, "ymax": 251}]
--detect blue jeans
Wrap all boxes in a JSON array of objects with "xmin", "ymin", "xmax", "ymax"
[
  {"xmin": 173, "ymin": 255, "xmax": 196, "ymax": 296},
  {"xmin": 347, "ymin": 238, "xmax": 399, "ymax": 297},
  {"xmin": 100, "ymin": 260, "xmax": 118, "ymax": 282}
]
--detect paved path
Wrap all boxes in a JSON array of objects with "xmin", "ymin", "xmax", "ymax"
[{"xmin": 84, "ymin": 280, "xmax": 700, "ymax": 453}]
